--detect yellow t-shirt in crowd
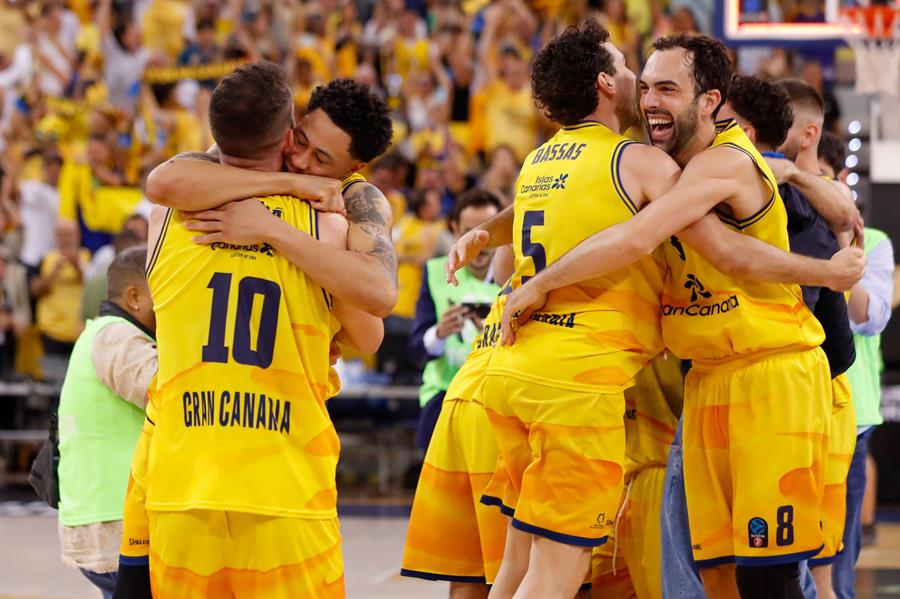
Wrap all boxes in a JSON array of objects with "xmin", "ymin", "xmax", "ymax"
[{"xmin": 36, "ymin": 249, "xmax": 91, "ymax": 343}]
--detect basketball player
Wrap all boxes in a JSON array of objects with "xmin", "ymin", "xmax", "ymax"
[
  {"xmin": 496, "ymin": 35, "xmax": 865, "ymax": 599},
  {"xmin": 115, "ymin": 63, "xmax": 384, "ymax": 599},
  {"xmin": 401, "ymin": 292, "xmax": 509, "ymax": 599},
  {"xmin": 721, "ymin": 74, "xmax": 857, "ymax": 599},
  {"xmin": 144, "ymin": 79, "xmax": 398, "ymax": 318}
]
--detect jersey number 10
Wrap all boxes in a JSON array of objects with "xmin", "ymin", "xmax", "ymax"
[{"xmin": 201, "ymin": 272, "xmax": 281, "ymax": 369}]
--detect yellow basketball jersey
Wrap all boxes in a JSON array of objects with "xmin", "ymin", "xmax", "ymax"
[
  {"xmin": 486, "ymin": 122, "xmax": 665, "ymax": 392},
  {"xmin": 623, "ymin": 356, "xmax": 681, "ymax": 477},
  {"xmin": 146, "ymin": 195, "xmax": 340, "ymax": 519},
  {"xmin": 660, "ymin": 120, "xmax": 825, "ymax": 362},
  {"xmin": 445, "ymin": 294, "xmax": 506, "ymax": 403}
]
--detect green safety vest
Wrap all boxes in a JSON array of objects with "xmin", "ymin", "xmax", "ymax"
[
  {"xmin": 419, "ymin": 256, "xmax": 500, "ymax": 407},
  {"xmin": 846, "ymin": 227, "xmax": 889, "ymax": 428},
  {"xmin": 57, "ymin": 315, "xmax": 148, "ymax": 526}
]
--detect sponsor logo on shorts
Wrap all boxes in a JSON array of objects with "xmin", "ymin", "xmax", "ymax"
[
  {"xmin": 128, "ymin": 538, "xmax": 149, "ymax": 547},
  {"xmin": 749, "ymin": 517, "xmax": 769, "ymax": 548},
  {"xmin": 592, "ymin": 512, "xmax": 614, "ymax": 529}
]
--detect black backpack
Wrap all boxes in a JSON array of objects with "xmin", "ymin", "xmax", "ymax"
[{"xmin": 29, "ymin": 410, "xmax": 60, "ymax": 509}]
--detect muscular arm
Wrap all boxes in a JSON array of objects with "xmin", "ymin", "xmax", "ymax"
[
  {"xmin": 262, "ymin": 211, "xmax": 397, "ymax": 317},
  {"xmin": 145, "ymin": 153, "xmax": 342, "ymax": 211},
  {"xmin": 788, "ymin": 168, "xmax": 857, "ymax": 233},
  {"xmin": 527, "ymin": 148, "xmax": 853, "ymax": 294},
  {"xmin": 679, "ymin": 213, "xmax": 850, "ymax": 288},
  {"xmin": 343, "ymin": 182, "xmax": 399, "ymax": 293},
  {"xmin": 317, "ymin": 212, "xmax": 384, "ymax": 353}
]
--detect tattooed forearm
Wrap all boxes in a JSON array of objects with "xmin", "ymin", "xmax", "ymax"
[{"xmin": 344, "ymin": 183, "xmax": 398, "ymax": 284}]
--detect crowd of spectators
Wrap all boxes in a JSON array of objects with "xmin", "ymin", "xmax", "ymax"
[{"xmin": 0, "ymin": 0, "xmax": 851, "ymax": 384}]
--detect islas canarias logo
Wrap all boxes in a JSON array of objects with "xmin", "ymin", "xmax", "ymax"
[{"xmin": 521, "ymin": 173, "xmax": 569, "ymax": 194}]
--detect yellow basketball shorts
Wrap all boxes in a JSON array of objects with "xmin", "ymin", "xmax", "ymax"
[
  {"xmin": 683, "ymin": 347, "xmax": 830, "ymax": 567},
  {"xmin": 591, "ymin": 465, "xmax": 666, "ymax": 599},
  {"xmin": 148, "ymin": 510, "xmax": 344, "ymax": 599},
  {"xmin": 480, "ymin": 374, "xmax": 625, "ymax": 546},
  {"xmin": 120, "ymin": 418, "xmax": 153, "ymax": 565},
  {"xmin": 811, "ymin": 374, "xmax": 857, "ymax": 566},
  {"xmin": 402, "ymin": 398, "xmax": 507, "ymax": 584}
]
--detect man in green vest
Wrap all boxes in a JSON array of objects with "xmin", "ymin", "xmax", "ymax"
[
  {"xmin": 819, "ymin": 134, "xmax": 896, "ymax": 599},
  {"xmin": 57, "ymin": 246, "xmax": 158, "ymax": 599},
  {"xmin": 408, "ymin": 189, "xmax": 503, "ymax": 450}
]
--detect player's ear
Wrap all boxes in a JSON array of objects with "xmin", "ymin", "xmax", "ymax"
[
  {"xmin": 597, "ymin": 71, "xmax": 615, "ymax": 98},
  {"xmin": 801, "ymin": 122, "xmax": 819, "ymax": 151},
  {"xmin": 282, "ymin": 128, "xmax": 294, "ymax": 154},
  {"xmin": 701, "ymin": 89, "xmax": 722, "ymax": 119},
  {"xmin": 740, "ymin": 123, "xmax": 756, "ymax": 145}
]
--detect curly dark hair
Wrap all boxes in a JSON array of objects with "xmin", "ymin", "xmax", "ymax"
[
  {"xmin": 817, "ymin": 131, "xmax": 846, "ymax": 177},
  {"xmin": 652, "ymin": 34, "xmax": 732, "ymax": 118},
  {"xmin": 209, "ymin": 61, "xmax": 293, "ymax": 159},
  {"xmin": 726, "ymin": 75, "xmax": 794, "ymax": 150},
  {"xmin": 531, "ymin": 20, "xmax": 615, "ymax": 126},
  {"xmin": 307, "ymin": 79, "xmax": 393, "ymax": 163}
]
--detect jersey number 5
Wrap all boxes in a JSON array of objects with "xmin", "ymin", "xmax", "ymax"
[
  {"xmin": 201, "ymin": 272, "xmax": 281, "ymax": 369},
  {"xmin": 521, "ymin": 210, "xmax": 547, "ymax": 283}
]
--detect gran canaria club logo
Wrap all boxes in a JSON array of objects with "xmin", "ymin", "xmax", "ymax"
[{"xmin": 551, "ymin": 173, "xmax": 568, "ymax": 189}]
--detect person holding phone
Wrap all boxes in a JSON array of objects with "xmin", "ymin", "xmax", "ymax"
[{"xmin": 408, "ymin": 189, "xmax": 503, "ymax": 451}]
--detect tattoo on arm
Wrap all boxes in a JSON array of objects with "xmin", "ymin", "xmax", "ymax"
[
  {"xmin": 169, "ymin": 151, "xmax": 220, "ymax": 164},
  {"xmin": 345, "ymin": 184, "xmax": 398, "ymax": 283}
]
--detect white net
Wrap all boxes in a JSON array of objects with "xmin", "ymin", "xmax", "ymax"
[{"xmin": 842, "ymin": 9, "xmax": 900, "ymax": 99}]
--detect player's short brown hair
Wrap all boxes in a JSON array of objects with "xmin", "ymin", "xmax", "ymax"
[
  {"xmin": 727, "ymin": 75, "xmax": 794, "ymax": 150},
  {"xmin": 777, "ymin": 78, "xmax": 825, "ymax": 118},
  {"xmin": 209, "ymin": 61, "xmax": 293, "ymax": 159}
]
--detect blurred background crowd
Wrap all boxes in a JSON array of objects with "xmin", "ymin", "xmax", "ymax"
[{"xmin": 0, "ymin": 0, "xmax": 863, "ymax": 389}]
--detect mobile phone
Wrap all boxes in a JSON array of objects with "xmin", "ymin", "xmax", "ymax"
[{"xmin": 461, "ymin": 302, "xmax": 492, "ymax": 319}]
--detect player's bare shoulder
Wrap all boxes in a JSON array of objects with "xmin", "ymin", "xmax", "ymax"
[
  {"xmin": 619, "ymin": 142, "xmax": 681, "ymax": 207},
  {"xmin": 343, "ymin": 181, "xmax": 398, "ymax": 283}
]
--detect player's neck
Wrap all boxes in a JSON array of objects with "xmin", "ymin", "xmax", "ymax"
[
  {"xmin": 466, "ymin": 263, "xmax": 490, "ymax": 281},
  {"xmin": 582, "ymin": 104, "xmax": 622, "ymax": 135},
  {"xmin": 795, "ymin": 147, "xmax": 819, "ymax": 174},
  {"xmin": 673, "ymin": 119, "xmax": 717, "ymax": 168}
]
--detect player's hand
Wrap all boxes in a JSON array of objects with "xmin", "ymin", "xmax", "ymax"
[
  {"xmin": 298, "ymin": 176, "xmax": 345, "ymax": 215},
  {"xmin": 764, "ymin": 156, "xmax": 798, "ymax": 184},
  {"xmin": 436, "ymin": 303, "xmax": 468, "ymax": 339},
  {"xmin": 446, "ymin": 229, "xmax": 490, "ymax": 285},
  {"xmin": 826, "ymin": 246, "xmax": 867, "ymax": 291},
  {"xmin": 499, "ymin": 283, "xmax": 547, "ymax": 346},
  {"xmin": 184, "ymin": 198, "xmax": 274, "ymax": 246}
]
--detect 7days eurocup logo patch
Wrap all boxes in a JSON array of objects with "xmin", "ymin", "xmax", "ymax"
[{"xmin": 749, "ymin": 517, "xmax": 769, "ymax": 548}]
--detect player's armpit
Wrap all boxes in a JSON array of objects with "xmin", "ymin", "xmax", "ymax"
[{"xmin": 344, "ymin": 182, "xmax": 398, "ymax": 287}]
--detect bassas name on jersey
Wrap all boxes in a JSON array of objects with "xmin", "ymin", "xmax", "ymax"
[
  {"xmin": 531, "ymin": 142, "xmax": 587, "ymax": 164},
  {"xmin": 182, "ymin": 388, "xmax": 291, "ymax": 434}
]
